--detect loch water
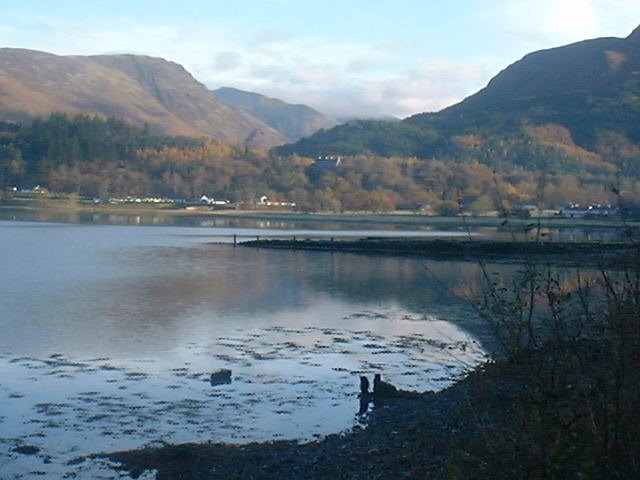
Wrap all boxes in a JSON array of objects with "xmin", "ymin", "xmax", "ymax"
[{"xmin": 0, "ymin": 217, "xmax": 493, "ymax": 478}]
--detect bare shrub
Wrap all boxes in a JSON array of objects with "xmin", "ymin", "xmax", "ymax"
[{"xmin": 459, "ymin": 248, "xmax": 640, "ymax": 479}]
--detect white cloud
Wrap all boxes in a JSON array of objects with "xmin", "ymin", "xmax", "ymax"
[
  {"xmin": 211, "ymin": 51, "xmax": 242, "ymax": 72},
  {"xmin": 491, "ymin": 0, "xmax": 640, "ymax": 49},
  {"xmin": 228, "ymin": 57, "xmax": 488, "ymax": 119},
  {"xmin": 503, "ymin": 0, "xmax": 599, "ymax": 42},
  {"xmin": 253, "ymin": 29, "xmax": 293, "ymax": 46}
]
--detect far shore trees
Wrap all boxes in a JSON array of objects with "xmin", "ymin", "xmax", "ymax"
[{"xmin": 1, "ymin": 113, "xmax": 638, "ymax": 214}]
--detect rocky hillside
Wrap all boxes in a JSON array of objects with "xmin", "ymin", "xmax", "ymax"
[
  {"xmin": 212, "ymin": 87, "xmax": 337, "ymax": 142},
  {"xmin": 0, "ymin": 49, "xmax": 286, "ymax": 149}
]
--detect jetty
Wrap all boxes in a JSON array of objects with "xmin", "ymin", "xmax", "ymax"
[{"xmin": 241, "ymin": 237, "xmax": 638, "ymax": 266}]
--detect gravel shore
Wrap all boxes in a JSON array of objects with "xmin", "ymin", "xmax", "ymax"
[{"xmin": 103, "ymin": 367, "xmax": 511, "ymax": 479}]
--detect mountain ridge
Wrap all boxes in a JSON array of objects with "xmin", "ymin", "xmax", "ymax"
[{"xmin": 0, "ymin": 48, "xmax": 286, "ymax": 149}]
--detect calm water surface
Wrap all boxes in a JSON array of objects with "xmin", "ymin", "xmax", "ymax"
[{"xmin": 0, "ymin": 220, "xmax": 489, "ymax": 479}]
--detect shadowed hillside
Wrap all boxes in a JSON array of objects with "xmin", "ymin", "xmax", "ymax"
[{"xmin": 213, "ymin": 87, "xmax": 337, "ymax": 142}]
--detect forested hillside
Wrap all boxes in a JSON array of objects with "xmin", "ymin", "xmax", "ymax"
[{"xmin": 2, "ymin": 114, "xmax": 639, "ymax": 214}]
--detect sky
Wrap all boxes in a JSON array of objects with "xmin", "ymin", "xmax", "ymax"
[{"xmin": 2, "ymin": 0, "xmax": 640, "ymax": 119}]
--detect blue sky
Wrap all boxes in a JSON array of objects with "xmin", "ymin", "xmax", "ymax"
[{"xmin": 2, "ymin": 0, "xmax": 640, "ymax": 118}]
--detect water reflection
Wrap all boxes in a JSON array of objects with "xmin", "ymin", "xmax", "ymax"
[
  {"xmin": 78, "ymin": 245, "xmax": 492, "ymax": 357},
  {"xmin": 0, "ymin": 222, "xmax": 490, "ymax": 357},
  {"xmin": 2, "ymin": 207, "xmax": 635, "ymax": 241},
  {"xmin": 0, "ymin": 207, "xmax": 464, "ymax": 232}
]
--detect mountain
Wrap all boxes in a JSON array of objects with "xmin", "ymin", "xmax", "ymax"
[
  {"xmin": 277, "ymin": 26, "xmax": 640, "ymax": 177},
  {"xmin": 0, "ymin": 49, "xmax": 286, "ymax": 149},
  {"xmin": 212, "ymin": 87, "xmax": 337, "ymax": 142},
  {"xmin": 410, "ymin": 24, "xmax": 640, "ymax": 136}
]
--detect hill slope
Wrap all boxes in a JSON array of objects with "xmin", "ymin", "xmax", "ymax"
[
  {"xmin": 0, "ymin": 49, "xmax": 286, "ymax": 149},
  {"xmin": 212, "ymin": 87, "xmax": 337, "ymax": 142},
  {"xmin": 277, "ymin": 26, "xmax": 640, "ymax": 176},
  {"xmin": 443, "ymin": 25, "xmax": 640, "ymax": 113}
]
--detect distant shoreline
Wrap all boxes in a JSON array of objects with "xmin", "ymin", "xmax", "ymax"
[{"xmin": 2, "ymin": 198, "xmax": 638, "ymax": 231}]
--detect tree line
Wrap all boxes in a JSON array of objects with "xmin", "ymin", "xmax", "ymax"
[{"xmin": 1, "ymin": 113, "xmax": 639, "ymax": 214}]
